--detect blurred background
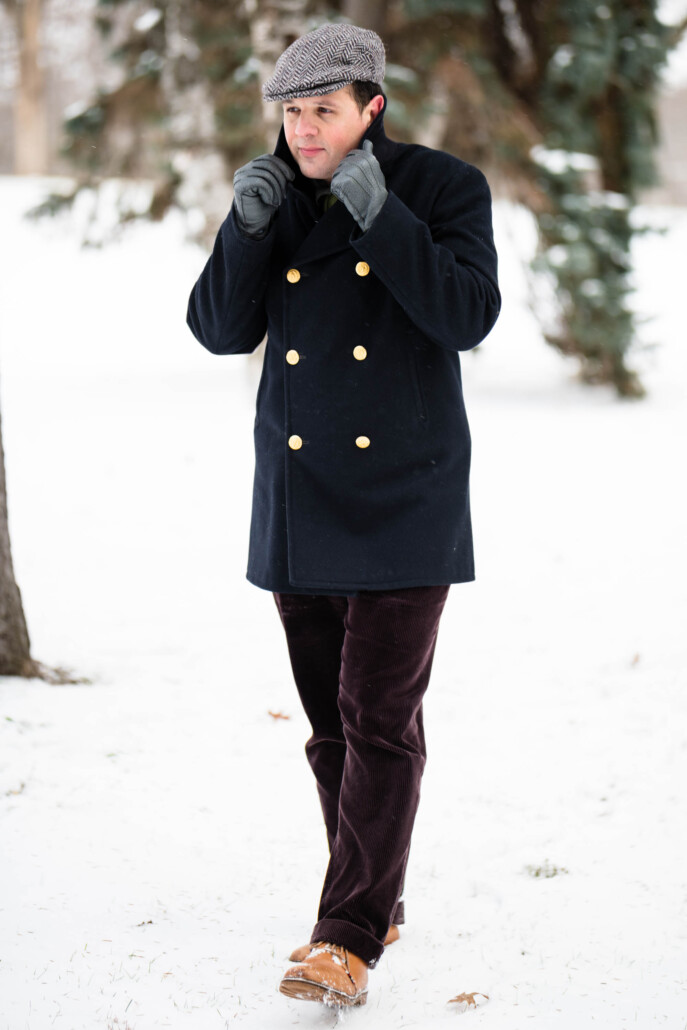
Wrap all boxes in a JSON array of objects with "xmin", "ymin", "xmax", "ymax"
[
  {"xmin": 3, "ymin": 0, "xmax": 687, "ymax": 674},
  {"xmin": 1, "ymin": 0, "xmax": 686, "ymax": 393},
  {"xmin": 2, "ymin": 6, "xmax": 687, "ymax": 1027},
  {"xmin": 1, "ymin": 1, "xmax": 687, "ymax": 685}
]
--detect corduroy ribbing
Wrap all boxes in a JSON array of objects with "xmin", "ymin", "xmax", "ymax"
[{"xmin": 274, "ymin": 585, "xmax": 449, "ymax": 966}]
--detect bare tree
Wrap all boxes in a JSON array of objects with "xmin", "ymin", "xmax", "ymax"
[
  {"xmin": 10, "ymin": 0, "xmax": 49, "ymax": 173},
  {"xmin": 0, "ymin": 401, "xmax": 87, "ymax": 683},
  {"xmin": 0, "ymin": 405, "xmax": 37, "ymax": 676},
  {"xmin": 0, "ymin": 367, "xmax": 90, "ymax": 681},
  {"xmin": 245, "ymin": 0, "xmax": 310, "ymax": 144}
]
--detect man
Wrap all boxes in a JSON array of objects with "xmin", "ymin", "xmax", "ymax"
[{"xmin": 187, "ymin": 22, "xmax": 500, "ymax": 1008}]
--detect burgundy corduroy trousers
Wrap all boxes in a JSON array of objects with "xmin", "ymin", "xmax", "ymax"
[{"xmin": 273, "ymin": 585, "xmax": 450, "ymax": 967}]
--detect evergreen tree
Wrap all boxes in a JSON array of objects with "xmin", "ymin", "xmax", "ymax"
[
  {"xmin": 532, "ymin": 0, "xmax": 671, "ymax": 396},
  {"xmin": 50, "ymin": 0, "xmax": 680, "ymax": 395},
  {"xmin": 381, "ymin": 0, "xmax": 672, "ymax": 395}
]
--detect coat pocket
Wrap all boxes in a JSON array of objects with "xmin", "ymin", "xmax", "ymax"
[
  {"xmin": 254, "ymin": 351, "xmax": 268, "ymax": 428},
  {"xmin": 406, "ymin": 341, "xmax": 428, "ymax": 425}
]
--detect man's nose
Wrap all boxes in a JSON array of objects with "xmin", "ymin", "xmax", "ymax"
[{"xmin": 295, "ymin": 112, "xmax": 317, "ymax": 137}]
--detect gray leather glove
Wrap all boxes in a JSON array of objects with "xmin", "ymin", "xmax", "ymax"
[
  {"xmin": 330, "ymin": 139, "xmax": 388, "ymax": 233},
  {"xmin": 233, "ymin": 154, "xmax": 295, "ymax": 239}
]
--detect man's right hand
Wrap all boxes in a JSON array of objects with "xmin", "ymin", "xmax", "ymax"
[{"xmin": 233, "ymin": 155, "xmax": 295, "ymax": 239}]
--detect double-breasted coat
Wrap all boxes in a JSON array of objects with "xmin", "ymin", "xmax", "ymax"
[{"xmin": 187, "ymin": 100, "xmax": 501, "ymax": 593}]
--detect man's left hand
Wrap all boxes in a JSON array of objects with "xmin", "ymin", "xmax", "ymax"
[{"xmin": 330, "ymin": 140, "xmax": 388, "ymax": 233}]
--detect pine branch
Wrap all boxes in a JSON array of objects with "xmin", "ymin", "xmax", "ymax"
[{"xmin": 667, "ymin": 14, "xmax": 687, "ymax": 49}]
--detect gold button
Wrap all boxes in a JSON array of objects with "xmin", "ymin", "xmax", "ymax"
[
  {"xmin": 353, "ymin": 345, "xmax": 367, "ymax": 361},
  {"xmin": 288, "ymin": 435, "xmax": 303, "ymax": 450},
  {"xmin": 355, "ymin": 435, "xmax": 371, "ymax": 449},
  {"xmin": 286, "ymin": 268, "xmax": 301, "ymax": 283},
  {"xmin": 355, "ymin": 261, "xmax": 370, "ymax": 277},
  {"xmin": 286, "ymin": 350, "xmax": 300, "ymax": 365}
]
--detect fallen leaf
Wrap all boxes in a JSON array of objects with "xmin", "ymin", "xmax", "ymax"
[
  {"xmin": 448, "ymin": 991, "xmax": 489, "ymax": 1011},
  {"xmin": 268, "ymin": 710, "xmax": 291, "ymax": 721}
]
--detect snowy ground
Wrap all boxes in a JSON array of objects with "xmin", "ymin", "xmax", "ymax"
[{"xmin": 1, "ymin": 177, "xmax": 685, "ymax": 1030}]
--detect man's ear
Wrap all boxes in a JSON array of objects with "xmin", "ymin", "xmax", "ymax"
[{"xmin": 367, "ymin": 94, "xmax": 384, "ymax": 124}]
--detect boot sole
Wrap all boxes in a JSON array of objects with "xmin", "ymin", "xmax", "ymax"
[{"xmin": 279, "ymin": 976, "xmax": 368, "ymax": 1007}]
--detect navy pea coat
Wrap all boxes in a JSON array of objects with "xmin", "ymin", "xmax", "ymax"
[{"xmin": 187, "ymin": 101, "xmax": 501, "ymax": 594}]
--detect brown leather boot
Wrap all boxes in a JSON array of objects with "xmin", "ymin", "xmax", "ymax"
[
  {"xmin": 279, "ymin": 941, "xmax": 369, "ymax": 1006},
  {"xmin": 288, "ymin": 923, "xmax": 399, "ymax": 964}
]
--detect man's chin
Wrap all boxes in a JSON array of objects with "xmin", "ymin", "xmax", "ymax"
[
  {"xmin": 298, "ymin": 164, "xmax": 332, "ymax": 181},
  {"xmin": 294, "ymin": 154, "xmax": 334, "ymax": 181}
]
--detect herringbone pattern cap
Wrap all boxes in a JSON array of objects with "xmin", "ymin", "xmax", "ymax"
[{"xmin": 262, "ymin": 23, "xmax": 386, "ymax": 102}]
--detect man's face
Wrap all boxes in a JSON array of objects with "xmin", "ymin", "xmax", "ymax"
[{"xmin": 282, "ymin": 86, "xmax": 382, "ymax": 182}]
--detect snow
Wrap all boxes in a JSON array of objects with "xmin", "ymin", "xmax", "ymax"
[
  {"xmin": 134, "ymin": 9, "xmax": 163, "ymax": 34},
  {"xmin": 1, "ymin": 176, "xmax": 686, "ymax": 1029},
  {"xmin": 661, "ymin": 0, "xmax": 687, "ymax": 88},
  {"xmin": 530, "ymin": 146, "xmax": 599, "ymax": 176}
]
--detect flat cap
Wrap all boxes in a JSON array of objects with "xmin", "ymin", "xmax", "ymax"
[{"xmin": 262, "ymin": 23, "xmax": 385, "ymax": 103}]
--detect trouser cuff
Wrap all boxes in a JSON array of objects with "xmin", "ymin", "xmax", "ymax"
[{"xmin": 310, "ymin": 917, "xmax": 385, "ymax": 968}]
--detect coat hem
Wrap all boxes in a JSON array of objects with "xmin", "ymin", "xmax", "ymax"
[{"xmin": 246, "ymin": 571, "xmax": 474, "ymax": 593}]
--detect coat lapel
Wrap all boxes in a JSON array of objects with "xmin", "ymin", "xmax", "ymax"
[{"xmin": 289, "ymin": 196, "xmax": 356, "ymax": 267}]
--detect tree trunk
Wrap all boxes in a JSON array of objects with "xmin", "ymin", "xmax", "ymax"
[
  {"xmin": 413, "ymin": 73, "xmax": 450, "ymax": 150},
  {"xmin": 161, "ymin": 0, "xmax": 231, "ymax": 236},
  {"xmin": 342, "ymin": 0, "xmax": 389, "ymax": 37},
  {"xmin": 247, "ymin": 0, "xmax": 310, "ymax": 146},
  {"xmin": 14, "ymin": 0, "xmax": 49, "ymax": 174},
  {"xmin": 0, "ymin": 403, "xmax": 36, "ymax": 677}
]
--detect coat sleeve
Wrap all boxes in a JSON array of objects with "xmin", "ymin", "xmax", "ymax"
[
  {"xmin": 351, "ymin": 160, "xmax": 501, "ymax": 352},
  {"xmin": 186, "ymin": 206, "xmax": 276, "ymax": 356}
]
